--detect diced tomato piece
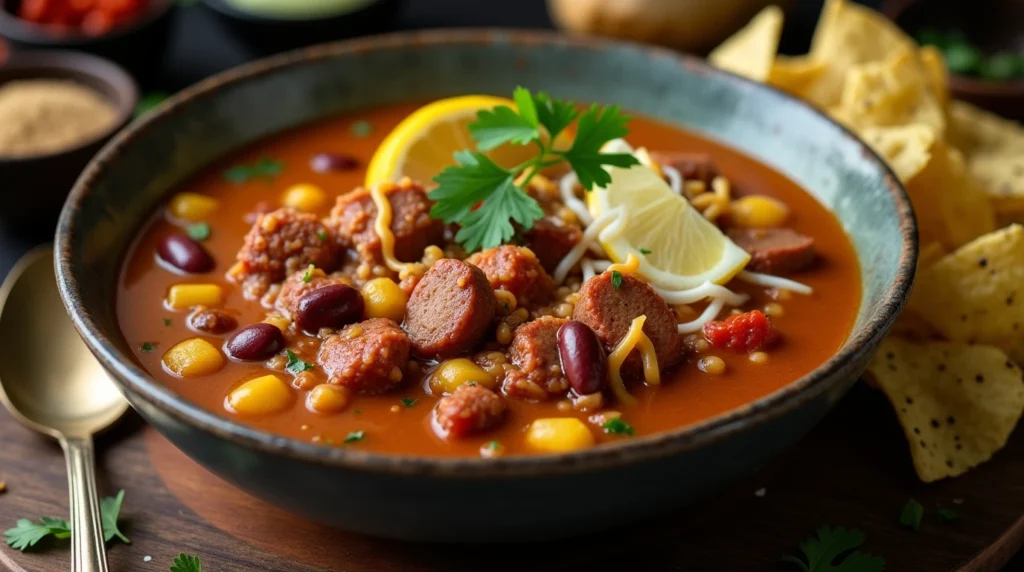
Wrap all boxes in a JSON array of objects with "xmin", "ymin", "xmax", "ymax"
[
  {"xmin": 19, "ymin": 0, "xmax": 52, "ymax": 21},
  {"xmin": 81, "ymin": 9, "xmax": 113, "ymax": 34},
  {"xmin": 702, "ymin": 310, "xmax": 778, "ymax": 352}
]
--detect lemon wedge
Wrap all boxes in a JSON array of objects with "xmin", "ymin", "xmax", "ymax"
[
  {"xmin": 366, "ymin": 95, "xmax": 567, "ymax": 187},
  {"xmin": 587, "ymin": 142, "xmax": 750, "ymax": 290}
]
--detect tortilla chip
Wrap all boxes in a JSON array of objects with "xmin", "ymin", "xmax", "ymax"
[
  {"xmin": 708, "ymin": 5, "xmax": 783, "ymax": 82},
  {"xmin": 860, "ymin": 124, "xmax": 935, "ymax": 183},
  {"xmin": 905, "ymin": 141, "xmax": 995, "ymax": 249},
  {"xmin": 949, "ymin": 100, "xmax": 1024, "ymax": 156},
  {"xmin": 919, "ymin": 241, "xmax": 948, "ymax": 268},
  {"xmin": 768, "ymin": 55, "xmax": 826, "ymax": 98},
  {"xmin": 967, "ymin": 152, "xmax": 1024, "ymax": 213},
  {"xmin": 909, "ymin": 224, "xmax": 1024, "ymax": 362},
  {"xmin": 803, "ymin": 0, "xmax": 916, "ymax": 108},
  {"xmin": 918, "ymin": 45, "xmax": 950, "ymax": 110},
  {"xmin": 868, "ymin": 337, "xmax": 1024, "ymax": 482}
]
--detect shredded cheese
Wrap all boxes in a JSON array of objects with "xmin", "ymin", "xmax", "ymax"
[
  {"xmin": 737, "ymin": 270, "xmax": 813, "ymax": 295},
  {"xmin": 677, "ymin": 298, "xmax": 726, "ymax": 334},
  {"xmin": 662, "ymin": 164, "xmax": 683, "ymax": 196},
  {"xmin": 552, "ymin": 207, "xmax": 628, "ymax": 284},
  {"xmin": 607, "ymin": 315, "xmax": 660, "ymax": 405},
  {"xmin": 558, "ymin": 172, "xmax": 594, "ymax": 226},
  {"xmin": 606, "ymin": 253, "xmax": 640, "ymax": 276},
  {"xmin": 370, "ymin": 182, "xmax": 426, "ymax": 280},
  {"xmin": 654, "ymin": 281, "xmax": 748, "ymax": 307}
]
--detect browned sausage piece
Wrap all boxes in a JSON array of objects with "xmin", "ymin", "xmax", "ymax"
[
  {"xmin": 466, "ymin": 245, "xmax": 555, "ymax": 305},
  {"xmin": 649, "ymin": 151, "xmax": 719, "ymax": 187},
  {"xmin": 523, "ymin": 216, "xmax": 582, "ymax": 274},
  {"xmin": 404, "ymin": 259, "xmax": 497, "ymax": 359},
  {"xmin": 317, "ymin": 318, "xmax": 410, "ymax": 394},
  {"xmin": 230, "ymin": 208, "xmax": 338, "ymax": 299},
  {"xmin": 274, "ymin": 267, "xmax": 350, "ymax": 319},
  {"xmin": 727, "ymin": 228, "xmax": 816, "ymax": 275},
  {"xmin": 573, "ymin": 272, "xmax": 680, "ymax": 377},
  {"xmin": 503, "ymin": 316, "xmax": 570, "ymax": 400},
  {"xmin": 187, "ymin": 307, "xmax": 238, "ymax": 335},
  {"xmin": 326, "ymin": 179, "xmax": 444, "ymax": 264},
  {"xmin": 433, "ymin": 383, "xmax": 506, "ymax": 439}
]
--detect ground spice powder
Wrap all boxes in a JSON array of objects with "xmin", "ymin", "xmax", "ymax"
[{"xmin": 0, "ymin": 79, "xmax": 117, "ymax": 158}]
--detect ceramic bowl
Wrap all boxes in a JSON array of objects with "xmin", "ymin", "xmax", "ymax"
[{"xmin": 55, "ymin": 29, "xmax": 916, "ymax": 542}]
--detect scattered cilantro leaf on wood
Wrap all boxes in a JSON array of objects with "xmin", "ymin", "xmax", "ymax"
[
  {"xmin": 284, "ymin": 350, "xmax": 314, "ymax": 374},
  {"xmin": 4, "ymin": 490, "xmax": 129, "ymax": 551},
  {"xmin": 223, "ymin": 157, "xmax": 283, "ymax": 184},
  {"xmin": 781, "ymin": 526, "xmax": 885, "ymax": 572},
  {"xmin": 100, "ymin": 489, "xmax": 130, "ymax": 544},
  {"xmin": 900, "ymin": 499, "xmax": 924, "ymax": 531},
  {"xmin": 602, "ymin": 418, "xmax": 634, "ymax": 436},
  {"xmin": 428, "ymin": 87, "xmax": 639, "ymax": 252},
  {"xmin": 170, "ymin": 553, "xmax": 202, "ymax": 572}
]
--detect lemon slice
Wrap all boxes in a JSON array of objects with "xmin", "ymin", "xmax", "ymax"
[
  {"xmin": 366, "ymin": 95, "xmax": 566, "ymax": 187},
  {"xmin": 587, "ymin": 143, "xmax": 750, "ymax": 290}
]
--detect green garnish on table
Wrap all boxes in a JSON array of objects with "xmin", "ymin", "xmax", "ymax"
[
  {"xmin": 170, "ymin": 553, "xmax": 202, "ymax": 572},
  {"xmin": 782, "ymin": 526, "xmax": 884, "ymax": 572},
  {"xmin": 917, "ymin": 28, "xmax": 1024, "ymax": 80},
  {"xmin": 4, "ymin": 490, "xmax": 130, "ymax": 551}
]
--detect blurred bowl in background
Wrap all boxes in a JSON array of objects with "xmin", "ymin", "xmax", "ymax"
[
  {"xmin": 0, "ymin": 50, "xmax": 137, "ymax": 234},
  {"xmin": 547, "ymin": 0, "xmax": 789, "ymax": 54},
  {"xmin": 201, "ymin": 0, "xmax": 401, "ymax": 56},
  {"xmin": 0, "ymin": 0, "xmax": 174, "ymax": 83}
]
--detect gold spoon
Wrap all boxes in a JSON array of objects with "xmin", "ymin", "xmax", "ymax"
[{"xmin": 0, "ymin": 246, "xmax": 127, "ymax": 572}]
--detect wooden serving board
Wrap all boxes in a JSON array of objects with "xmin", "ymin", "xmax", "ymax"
[{"xmin": 0, "ymin": 384, "xmax": 1021, "ymax": 572}]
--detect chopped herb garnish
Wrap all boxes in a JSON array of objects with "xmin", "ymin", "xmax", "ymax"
[
  {"xmin": 170, "ymin": 553, "xmax": 202, "ymax": 572},
  {"xmin": 343, "ymin": 430, "xmax": 365, "ymax": 443},
  {"xmin": 429, "ymin": 87, "xmax": 638, "ymax": 251},
  {"xmin": 486, "ymin": 440, "xmax": 500, "ymax": 451},
  {"xmin": 900, "ymin": 499, "xmax": 924, "ymax": 531},
  {"xmin": 223, "ymin": 157, "xmax": 284, "ymax": 184},
  {"xmin": 782, "ymin": 526, "xmax": 884, "ymax": 572},
  {"xmin": 401, "ymin": 397, "xmax": 417, "ymax": 408},
  {"xmin": 302, "ymin": 264, "xmax": 315, "ymax": 283},
  {"xmin": 186, "ymin": 221, "xmax": 211, "ymax": 241},
  {"xmin": 163, "ymin": 318, "xmax": 172, "ymax": 326},
  {"xmin": 937, "ymin": 507, "xmax": 959, "ymax": 522},
  {"xmin": 4, "ymin": 490, "xmax": 130, "ymax": 551},
  {"xmin": 350, "ymin": 120, "xmax": 373, "ymax": 137},
  {"xmin": 639, "ymin": 248, "xmax": 652, "ymax": 255},
  {"xmin": 611, "ymin": 270, "xmax": 623, "ymax": 289},
  {"xmin": 284, "ymin": 350, "xmax": 314, "ymax": 374},
  {"xmin": 466, "ymin": 380, "xmax": 478, "ymax": 386},
  {"xmin": 353, "ymin": 409, "xmax": 362, "ymax": 415},
  {"xmin": 317, "ymin": 230, "xmax": 328, "ymax": 242},
  {"xmin": 601, "ymin": 418, "xmax": 634, "ymax": 436},
  {"xmin": 140, "ymin": 342, "xmax": 158, "ymax": 352}
]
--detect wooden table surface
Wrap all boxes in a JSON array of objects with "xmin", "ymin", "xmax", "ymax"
[{"xmin": 0, "ymin": 384, "xmax": 1021, "ymax": 572}]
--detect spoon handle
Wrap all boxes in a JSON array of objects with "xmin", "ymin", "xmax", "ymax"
[{"xmin": 60, "ymin": 436, "xmax": 109, "ymax": 572}]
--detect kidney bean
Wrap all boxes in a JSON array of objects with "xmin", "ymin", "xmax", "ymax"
[
  {"xmin": 556, "ymin": 321, "xmax": 607, "ymax": 395},
  {"xmin": 157, "ymin": 234, "xmax": 214, "ymax": 274},
  {"xmin": 226, "ymin": 323, "xmax": 285, "ymax": 361},
  {"xmin": 310, "ymin": 153, "xmax": 359, "ymax": 174},
  {"xmin": 295, "ymin": 284, "xmax": 364, "ymax": 333}
]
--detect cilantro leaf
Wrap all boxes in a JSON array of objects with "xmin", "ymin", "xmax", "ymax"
[
  {"xmin": 430, "ymin": 151, "xmax": 514, "ymax": 223},
  {"xmin": 4, "ymin": 518, "xmax": 69, "ymax": 550},
  {"xmin": 533, "ymin": 91, "xmax": 578, "ymax": 141},
  {"xmin": 302, "ymin": 264, "xmax": 315, "ymax": 283},
  {"xmin": 782, "ymin": 526, "xmax": 885, "ymax": 572},
  {"xmin": 640, "ymin": 248, "xmax": 652, "ymax": 255},
  {"xmin": 401, "ymin": 397, "xmax": 417, "ymax": 407},
  {"xmin": 513, "ymin": 86, "xmax": 539, "ymax": 129},
  {"xmin": 134, "ymin": 92, "xmax": 168, "ymax": 119},
  {"xmin": 453, "ymin": 176, "xmax": 544, "ymax": 253},
  {"xmin": 471, "ymin": 109, "xmax": 538, "ymax": 152},
  {"xmin": 141, "ymin": 342, "xmax": 158, "ymax": 352},
  {"xmin": 485, "ymin": 440, "xmax": 501, "ymax": 451},
  {"xmin": 223, "ymin": 157, "xmax": 283, "ymax": 184},
  {"xmin": 350, "ymin": 120, "xmax": 373, "ymax": 138},
  {"xmin": 562, "ymin": 104, "xmax": 639, "ymax": 189},
  {"xmin": 285, "ymin": 350, "xmax": 314, "ymax": 374},
  {"xmin": 900, "ymin": 499, "xmax": 923, "ymax": 531},
  {"xmin": 344, "ymin": 431, "xmax": 365, "ymax": 443},
  {"xmin": 611, "ymin": 270, "xmax": 623, "ymax": 289},
  {"xmin": 100, "ymin": 489, "xmax": 130, "ymax": 544},
  {"xmin": 171, "ymin": 553, "xmax": 202, "ymax": 572},
  {"xmin": 163, "ymin": 318, "xmax": 172, "ymax": 326},
  {"xmin": 602, "ymin": 418, "xmax": 634, "ymax": 435},
  {"xmin": 186, "ymin": 222, "xmax": 210, "ymax": 242}
]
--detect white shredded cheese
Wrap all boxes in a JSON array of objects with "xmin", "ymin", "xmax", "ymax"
[
  {"xmin": 653, "ymin": 281, "xmax": 749, "ymax": 307},
  {"xmin": 662, "ymin": 164, "xmax": 683, "ymax": 195},
  {"xmin": 738, "ymin": 270, "xmax": 813, "ymax": 295},
  {"xmin": 558, "ymin": 172, "xmax": 594, "ymax": 226},
  {"xmin": 677, "ymin": 297, "xmax": 726, "ymax": 334}
]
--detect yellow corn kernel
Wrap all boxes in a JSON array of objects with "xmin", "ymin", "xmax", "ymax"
[
  {"xmin": 166, "ymin": 284, "xmax": 223, "ymax": 310},
  {"xmin": 428, "ymin": 358, "xmax": 496, "ymax": 395},
  {"xmin": 263, "ymin": 313, "xmax": 291, "ymax": 332},
  {"xmin": 729, "ymin": 195, "xmax": 790, "ymax": 229},
  {"xmin": 307, "ymin": 383, "xmax": 351, "ymax": 414},
  {"xmin": 167, "ymin": 192, "xmax": 218, "ymax": 221},
  {"xmin": 281, "ymin": 183, "xmax": 328, "ymax": 212},
  {"xmin": 361, "ymin": 277, "xmax": 408, "ymax": 322},
  {"xmin": 227, "ymin": 374, "xmax": 293, "ymax": 415},
  {"xmin": 162, "ymin": 338, "xmax": 224, "ymax": 378},
  {"xmin": 525, "ymin": 418, "xmax": 595, "ymax": 453}
]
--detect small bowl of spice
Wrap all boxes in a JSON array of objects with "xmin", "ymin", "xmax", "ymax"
[{"xmin": 0, "ymin": 50, "xmax": 136, "ymax": 232}]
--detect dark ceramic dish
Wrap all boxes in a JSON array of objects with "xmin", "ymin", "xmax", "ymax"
[
  {"xmin": 55, "ymin": 29, "xmax": 917, "ymax": 542},
  {"xmin": 0, "ymin": 50, "xmax": 137, "ymax": 233},
  {"xmin": 884, "ymin": 0, "xmax": 1024, "ymax": 122},
  {"xmin": 201, "ymin": 0, "xmax": 400, "ymax": 57},
  {"xmin": 0, "ymin": 0, "xmax": 174, "ymax": 82}
]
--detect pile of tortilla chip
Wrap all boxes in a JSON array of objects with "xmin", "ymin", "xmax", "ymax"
[{"xmin": 710, "ymin": 0, "xmax": 1024, "ymax": 483}]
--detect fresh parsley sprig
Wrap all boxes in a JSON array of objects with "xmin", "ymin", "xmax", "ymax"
[
  {"xmin": 4, "ymin": 490, "xmax": 130, "ymax": 551},
  {"xmin": 171, "ymin": 553, "xmax": 202, "ymax": 572},
  {"xmin": 782, "ymin": 526, "xmax": 884, "ymax": 572},
  {"xmin": 429, "ymin": 87, "xmax": 639, "ymax": 252}
]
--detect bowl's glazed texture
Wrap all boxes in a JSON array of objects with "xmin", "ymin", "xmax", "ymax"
[{"xmin": 56, "ymin": 29, "xmax": 916, "ymax": 541}]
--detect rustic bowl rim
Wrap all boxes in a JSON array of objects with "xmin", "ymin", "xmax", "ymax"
[
  {"xmin": 55, "ymin": 28, "xmax": 918, "ymax": 478},
  {"xmin": 0, "ymin": 0, "xmax": 175, "ymax": 46}
]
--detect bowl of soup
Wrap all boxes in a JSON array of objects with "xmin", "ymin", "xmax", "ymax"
[{"xmin": 55, "ymin": 30, "xmax": 916, "ymax": 541}]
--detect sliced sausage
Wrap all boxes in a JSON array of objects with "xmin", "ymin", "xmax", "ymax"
[
  {"xmin": 317, "ymin": 318, "xmax": 410, "ymax": 394},
  {"xmin": 230, "ymin": 208, "xmax": 338, "ymax": 299},
  {"xmin": 187, "ymin": 307, "xmax": 238, "ymax": 335},
  {"xmin": 503, "ymin": 317, "xmax": 570, "ymax": 400},
  {"xmin": 727, "ymin": 228, "xmax": 816, "ymax": 275},
  {"xmin": 433, "ymin": 383, "xmax": 506, "ymax": 439},
  {"xmin": 274, "ymin": 267, "xmax": 350, "ymax": 320},
  {"xmin": 523, "ymin": 216, "xmax": 582, "ymax": 274},
  {"xmin": 403, "ymin": 259, "xmax": 497, "ymax": 359},
  {"xmin": 326, "ymin": 179, "xmax": 444, "ymax": 264},
  {"xmin": 466, "ymin": 245, "xmax": 555, "ymax": 305},
  {"xmin": 649, "ymin": 151, "xmax": 719, "ymax": 187},
  {"xmin": 573, "ymin": 272, "xmax": 680, "ymax": 377}
]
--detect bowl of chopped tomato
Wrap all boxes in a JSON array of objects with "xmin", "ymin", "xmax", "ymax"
[{"xmin": 0, "ymin": 0, "xmax": 174, "ymax": 81}]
